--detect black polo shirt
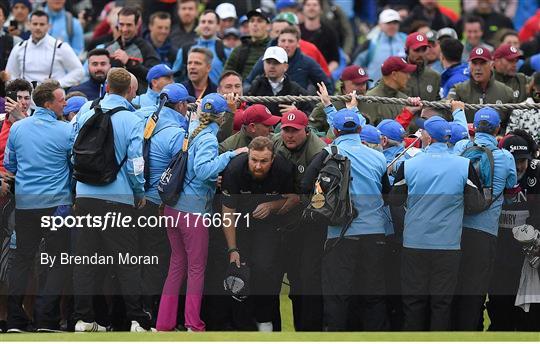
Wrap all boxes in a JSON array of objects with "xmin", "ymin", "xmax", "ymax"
[{"xmin": 221, "ymin": 152, "xmax": 296, "ymax": 229}]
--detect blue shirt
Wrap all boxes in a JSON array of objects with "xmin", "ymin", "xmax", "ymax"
[
  {"xmin": 441, "ymin": 62, "xmax": 470, "ymax": 98},
  {"xmin": 172, "ymin": 121, "xmax": 237, "ymax": 214},
  {"xmin": 45, "ymin": 6, "xmax": 84, "ymax": 56},
  {"xmin": 453, "ymin": 132, "xmax": 517, "ymax": 236},
  {"xmin": 132, "ymin": 87, "xmax": 159, "ymax": 108},
  {"xmin": 354, "ymin": 31, "xmax": 407, "ymax": 84},
  {"xmin": 75, "ymin": 94, "xmax": 146, "ymax": 206},
  {"xmin": 327, "ymin": 134, "xmax": 388, "ymax": 238},
  {"xmin": 135, "ymin": 106, "xmax": 188, "ymax": 205},
  {"xmin": 172, "ymin": 37, "xmax": 229, "ymax": 85},
  {"xmin": 4, "ymin": 107, "xmax": 74, "ymax": 209},
  {"xmin": 402, "ymin": 142, "xmax": 471, "ymax": 249}
]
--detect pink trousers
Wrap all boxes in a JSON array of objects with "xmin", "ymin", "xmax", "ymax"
[{"xmin": 156, "ymin": 208, "xmax": 208, "ymax": 331}]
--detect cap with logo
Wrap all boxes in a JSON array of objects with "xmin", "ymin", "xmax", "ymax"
[
  {"xmin": 276, "ymin": 0, "xmax": 298, "ymax": 11},
  {"xmin": 64, "ymin": 96, "xmax": 88, "ymax": 116},
  {"xmin": 381, "ymin": 56, "xmax": 417, "ymax": 76},
  {"xmin": 201, "ymin": 93, "xmax": 230, "ymax": 115},
  {"xmin": 377, "ymin": 119, "xmax": 406, "ymax": 142},
  {"xmin": 360, "ymin": 124, "xmax": 382, "ymax": 144},
  {"xmin": 436, "ymin": 27, "xmax": 458, "ymax": 40},
  {"xmin": 146, "ymin": 64, "xmax": 173, "ymax": 83},
  {"xmin": 224, "ymin": 263, "xmax": 250, "ymax": 302},
  {"xmin": 425, "ymin": 30, "xmax": 437, "ymax": 43},
  {"xmin": 273, "ymin": 12, "xmax": 299, "ymax": 25},
  {"xmin": 332, "ymin": 109, "xmax": 362, "ymax": 131},
  {"xmin": 500, "ymin": 134, "xmax": 532, "ymax": 160},
  {"xmin": 406, "ymin": 32, "xmax": 429, "ymax": 51},
  {"xmin": 468, "ymin": 47, "xmax": 492, "ymax": 62},
  {"xmin": 263, "ymin": 46, "xmax": 288, "ymax": 64},
  {"xmin": 379, "ymin": 9, "xmax": 401, "ymax": 24},
  {"xmin": 215, "ymin": 3, "xmax": 237, "ymax": 20},
  {"xmin": 243, "ymin": 104, "xmax": 281, "ymax": 126},
  {"xmin": 449, "ymin": 122, "xmax": 469, "ymax": 145},
  {"xmin": 341, "ymin": 65, "xmax": 370, "ymax": 84},
  {"xmin": 161, "ymin": 83, "xmax": 195, "ymax": 103},
  {"xmin": 281, "ymin": 109, "xmax": 308, "ymax": 129},
  {"xmin": 494, "ymin": 44, "xmax": 523, "ymax": 61},
  {"xmin": 418, "ymin": 116, "xmax": 452, "ymax": 142},
  {"xmin": 246, "ymin": 8, "xmax": 271, "ymax": 23},
  {"xmin": 474, "ymin": 107, "xmax": 500, "ymax": 129}
]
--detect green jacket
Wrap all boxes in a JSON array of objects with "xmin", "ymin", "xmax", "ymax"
[
  {"xmin": 405, "ymin": 63, "xmax": 441, "ymax": 101},
  {"xmin": 448, "ymin": 73, "xmax": 516, "ymax": 127},
  {"xmin": 493, "ymin": 70, "xmax": 530, "ymax": 103},
  {"xmin": 223, "ymin": 36, "xmax": 271, "ymax": 79},
  {"xmin": 359, "ymin": 80, "xmax": 408, "ymax": 126},
  {"xmin": 273, "ymin": 132, "xmax": 327, "ymax": 191},
  {"xmin": 309, "ymin": 99, "xmax": 347, "ymax": 134},
  {"xmin": 219, "ymin": 127, "xmax": 252, "ymax": 153}
]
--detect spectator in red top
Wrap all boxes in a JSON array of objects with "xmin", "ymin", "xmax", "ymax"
[
  {"xmin": 518, "ymin": 10, "xmax": 540, "ymax": 43},
  {"xmin": 0, "ymin": 79, "xmax": 32, "ymax": 173}
]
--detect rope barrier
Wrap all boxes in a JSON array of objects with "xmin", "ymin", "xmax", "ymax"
[{"xmin": 232, "ymin": 95, "xmax": 540, "ymax": 111}]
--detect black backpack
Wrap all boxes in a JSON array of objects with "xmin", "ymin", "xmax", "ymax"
[
  {"xmin": 461, "ymin": 141, "xmax": 499, "ymax": 211},
  {"xmin": 72, "ymin": 103, "xmax": 127, "ymax": 185},
  {"xmin": 157, "ymin": 111, "xmax": 194, "ymax": 206},
  {"xmin": 303, "ymin": 145, "xmax": 357, "ymax": 235}
]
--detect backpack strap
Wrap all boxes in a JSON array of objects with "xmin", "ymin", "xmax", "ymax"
[
  {"xmin": 65, "ymin": 10, "xmax": 73, "ymax": 43},
  {"xmin": 215, "ymin": 40, "xmax": 226, "ymax": 63}
]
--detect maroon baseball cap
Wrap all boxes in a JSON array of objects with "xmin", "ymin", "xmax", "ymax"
[
  {"xmin": 494, "ymin": 44, "xmax": 522, "ymax": 60},
  {"xmin": 405, "ymin": 32, "xmax": 429, "ymax": 51},
  {"xmin": 468, "ymin": 47, "xmax": 492, "ymax": 62},
  {"xmin": 341, "ymin": 65, "xmax": 370, "ymax": 84},
  {"xmin": 243, "ymin": 104, "xmax": 281, "ymax": 126},
  {"xmin": 281, "ymin": 109, "xmax": 308, "ymax": 129},
  {"xmin": 381, "ymin": 56, "xmax": 417, "ymax": 76}
]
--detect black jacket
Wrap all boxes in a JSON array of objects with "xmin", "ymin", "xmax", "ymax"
[{"xmin": 247, "ymin": 75, "xmax": 312, "ymax": 116}]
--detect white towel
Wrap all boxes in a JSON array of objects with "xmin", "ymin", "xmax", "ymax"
[{"xmin": 515, "ymin": 258, "xmax": 540, "ymax": 312}]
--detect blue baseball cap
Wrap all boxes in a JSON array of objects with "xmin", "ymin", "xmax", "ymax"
[
  {"xmin": 360, "ymin": 125, "xmax": 382, "ymax": 144},
  {"xmin": 332, "ymin": 109, "xmax": 362, "ymax": 132},
  {"xmin": 64, "ymin": 96, "xmax": 87, "ymax": 116},
  {"xmin": 276, "ymin": 0, "xmax": 298, "ymax": 11},
  {"xmin": 377, "ymin": 119, "xmax": 405, "ymax": 142},
  {"xmin": 239, "ymin": 15, "xmax": 248, "ymax": 25},
  {"xmin": 160, "ymin": 83, "xmax": 195, "ymax": 103},
  {"xmin": 449, "ymin": 123, "xmax": 469, "ymax": 145},
  {"xmin": 474, "ymin": 107, "xmax": 500, "ymax": 129},
  {"xmin": 201, "ymin": 93, "xmax": 229, "ymax": 115},
  {"xmin": 419, "ymin": 116, "xmax": 451, "ymax": 142},
  {"xmin": 146, "ymin": 64, "xmax": 173, "ymax": 83}
]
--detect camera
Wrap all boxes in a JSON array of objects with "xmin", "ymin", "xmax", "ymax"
[{"xmin": 513, "ymin": 224, "xmax": 540, "ymax": 269}]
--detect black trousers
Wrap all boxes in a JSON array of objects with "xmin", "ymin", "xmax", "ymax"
[
  {"xmin": 283, "ymin": 221, "xmax": 326, "ymax": 331},
  {"xmin": 237, "ymin": 225, "xmax": 283, "ymax": 324},
  {"xmin": 452, "ymin": 228, "xmax": 497, "ymax": 331},
  {"xmin": 486, "ymin": 229, "xmax": 525, "ymax": 331},
  {"xmin": 401, "ymin": 247, "xmax": 460, "ymax": 331},
  {"xmin": 72, "ymin": 198, "xmax": 150, "ymax": 329},
  {"xmin": 321, "ymin": 234, "xmax": 388, "ymax": 331},
  {"xmin": 384, "ymin": 235, "xmax": 403, "ymax": 331},
  {"xmin": 7, "ymin": 207, "xmax": 70, "ymax": 330},
  {"xmin": 138, "ymin": 202, "xmax": 170, "ymax": 325}
]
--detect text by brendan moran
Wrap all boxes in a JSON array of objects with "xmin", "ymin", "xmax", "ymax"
[{"xmin": 40, "ymin": 253, "xmax": 159, "ymax": 268}]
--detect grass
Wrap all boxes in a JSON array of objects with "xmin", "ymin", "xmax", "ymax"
[{"xmin": 1, "ymin": 331, "xmax": 539, "ymax": 341}]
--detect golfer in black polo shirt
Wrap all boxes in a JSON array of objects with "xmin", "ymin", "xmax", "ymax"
[{"xmin": 221, "ymin": 136, "xmax": 296, "ymax": 332}]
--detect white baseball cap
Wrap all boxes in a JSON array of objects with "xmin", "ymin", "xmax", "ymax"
[
  {"xmin": 263, "ymin": 46, "xmax": 288, "ymax": 64},
  {"xmin": 216, "ymin": 3, "xmax": 237, "ymax": 20},
  {"xmin": 379, "ymin": 9, "xmax": 401, "ymax": 24}
]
